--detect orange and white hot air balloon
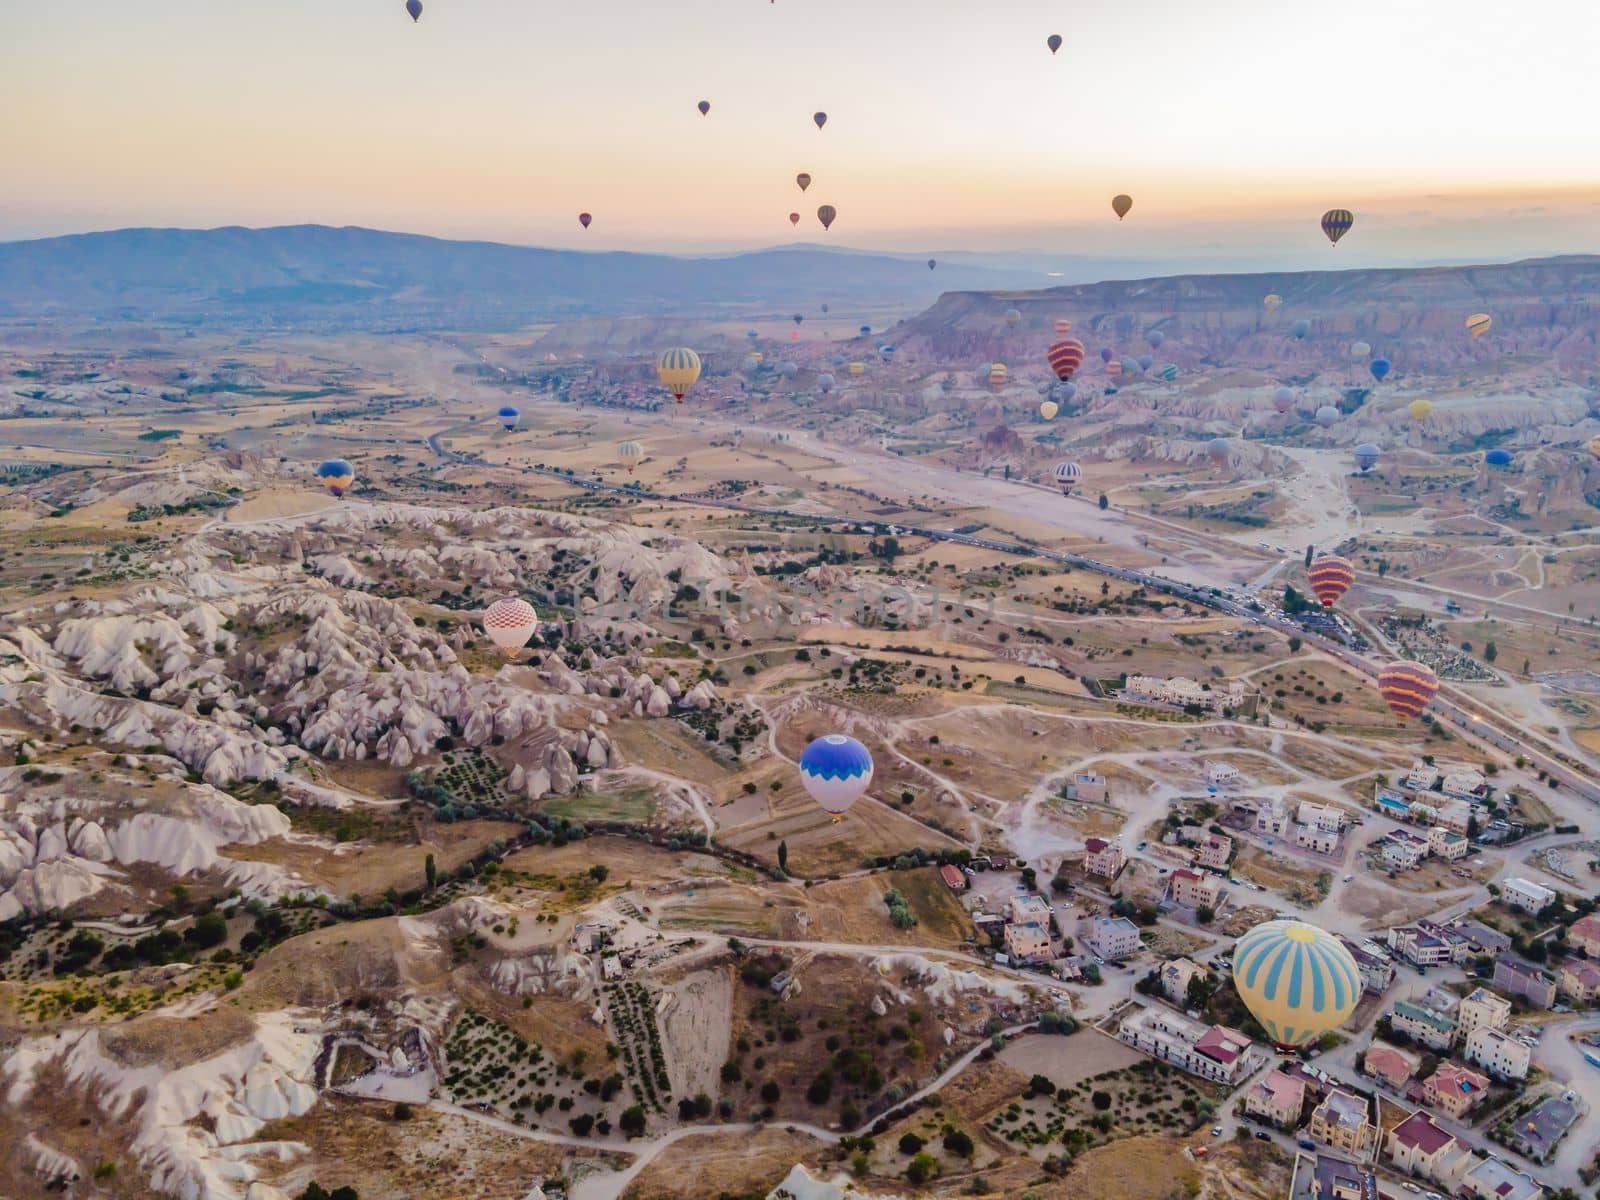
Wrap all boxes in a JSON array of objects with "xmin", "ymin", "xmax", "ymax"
[
  {"xmin": 482, "ymin": 597, "xmax": 540, "ymax": 656},
  {"xmin": 1465, "ymin": 313, "xmax": 1492, "ymax": 340}
]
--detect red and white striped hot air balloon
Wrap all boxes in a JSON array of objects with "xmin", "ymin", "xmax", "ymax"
[{"xmin": 1307, "ymin": 554, "xmax": 1355, "ymax": 609}]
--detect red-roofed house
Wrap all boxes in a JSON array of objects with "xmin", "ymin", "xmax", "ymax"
[
  {"xmin": 1424, "ymin": 1062, "xmax": 1491, "ymax": 1120},
  {"xmin": 1084, "ymin": 837, "xmax": 1126, "ymax": 880},
  {"xmin": 1558, "ymin": 959, "xmax": 1600, "ymax": 1004},
  {"xmin": 1386, "ymin": 1112, "xmax": 1469, "ymax": 1184},
  {"xmin": 1569, "ymin": 913, "xmax": 1600, "ymax": 958},
  {"xmin": 1170, "ymin": 868, "xmax": 1223, "ymax": 910},
  {"xmin": 1244, "ymin": 1069, "xmax": 1306, "ymax": 1128},
  {"xmin": 939, "ymin": 864, "xmax": 967, "ymax": 891},
  {"xmin": 1362, "ymin": 1043, "xmax": 1418, "ymax": 1092}
]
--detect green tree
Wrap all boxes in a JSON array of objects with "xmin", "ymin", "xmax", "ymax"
[
  {"xmin": 424, "ymin": 853, "xmax": 437, "ymax": 890},
  {"xmin": 1304, "ymin": 545, "xmax": 1314, "ymax": 568},
  {"xmin": 589, "ymin": 864, "xmax": 609, "ymax": 883},
  {"xmin": 777, "ymin": 840, "xmax": 788, "ymax": 872},
  {"xmin": 899, "ymin": 1132, "xmax": 925, "ymax": 1154},
  {"xmin": 906, "ymin": 1152, "xmax": 938, "ymax": 1184},
  {"xmin": 943, "ymin": 1127, "xmax": 974, "ymax": 1158},
  {"xmin": 619, "ymin": 1104, "xmax": 647, "ymax": 1136},
  {"xmin": 1288, "ymin": 636, "xmax": 1302, "ymax": 653},
  {"xmin": 1484, "ymin": 641, "xmax": 1498, "ymax": 663}
]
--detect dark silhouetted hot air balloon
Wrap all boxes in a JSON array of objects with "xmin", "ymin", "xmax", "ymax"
[
  {"xmin": 1378, "ymin": 661, "xmax": 1439, "ymax": 725},
  {"xmin": 1100, "ymin": 347, "xmax": 1114, "ymax": 363},
  {"xmin": 1112, "ymin": 194, "xmax": 1133, "ymax": 220},
  {"xmin": 655, "ymin": 347, "xmax": 702, "ymax": 402},
  {"xmin": 1353, "ymin": 443, "xmax": 1381, "ymax": 472},
  {"xmin": 405, "ymin": 0, "xmax": 422, "ymax": 21},
  {"xmin": 1293, "ymin": 319, "xmax": 1311, "ymax": 340},
  {"xmin": 817, "ymin": 373, "xmax": 835, "ymax": 394},
  {"xmin": 1047, "ymin": 33, "xmax": 1062, "ymax": 54},
  {"xmin": 698, "ymin": 100, "xmax": 711, "ymax": 116},
  {"xmin": 817, "ymin": 205, "xmax": 836, "ymax": 231},
  {"xmin": 796, "ymin": 172, "xmax": 811, "ymax": 192},
  {"xmin": 1321, "ymin": 209, "xmax": 1354, "ymax": 245},
  {"xmin": 1137, "ymin": 354, "xmax": 1153, "ymax": 371},
  {"xmin": 1308, "ymin": 555, "xmax": 1355, "ymax": 608},
  {"xmin": 1485, "ymin": 448, "xmax": 1513, "ymax": 468},
  {"xmin": 578, "ymin": 212, "xmax": 592, "ymax": 229},
  {"xmin": 1369, "ymin": 358, "xmax": 1391, "ymax": 382},
  {"xmin": 859, "ymin": 325, "xmax": 871, "ymax": 335},
  {"xmin": 789, "ymin": 212, "xmax": 800, "ymax": 226},
  {"xmin": 813, "ymin": 112, "xmax": 827, "ymax": 130},
  {"xmin": 792, "ymin": 313, "xmax": 804, "ymax": 327},
  {"xmin": 928, "ymin": 259, "xmax": 936, "ymax": 270},
  {"xmin": 1147, "ymin": 329, "xmax": 1165, "ymax": 349},
  {"xmin": 1047, "ymin": 340, "xmax": 1085, "ymax": 381}
]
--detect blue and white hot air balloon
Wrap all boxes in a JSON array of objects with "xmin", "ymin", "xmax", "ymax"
[
  {"xmin": 798, "ymin": 734, "xmax": 873, "ymax": 820},
  {"xmin": 1485, "ymin": 448, "xmax": 1513, "ymax": 468},
  {"xmin": 497, "ymin": 405, "xmax": 520, "ymax": 432},
  {"xmin": 1232, "ymin": 919, "xmax": 1361, "ymax": 1048}
]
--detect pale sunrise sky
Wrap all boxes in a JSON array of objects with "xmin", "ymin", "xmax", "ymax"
[{"xmin": 4, "ymin": 0, "xmax": 1600, "ymax": 263}]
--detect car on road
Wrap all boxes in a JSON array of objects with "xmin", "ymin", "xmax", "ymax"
[
  {"xmin": 1401, "ymin": 1185, "xmax": 1419, "ymax": 1194},
  {"xmin": 1297, "ymin": 1139, "xmax": 1316, "ymax": 1150},
  {"xmin": 1211, "ymin": 1126, "xmax": 1222, "ymax": 1137},
  {"xmin": 1342, "ymin": 874, "xmax": 1354, "ymax": 883},
  {"xmin": 1255, "ymin": 1132, "xmax": 1270, "ymax": 1142}
]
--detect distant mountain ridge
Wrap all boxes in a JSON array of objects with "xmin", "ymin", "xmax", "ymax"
[{"xmin": 0, "ymin": 224, "xmax": 1046, "ymax": 331}]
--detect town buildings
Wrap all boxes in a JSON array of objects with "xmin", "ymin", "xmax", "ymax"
[
  {"xmin": 1083, "ymin": 836, "xmax": 1126, "ymax": 880},
  {"xmin": 1123, "ymin": 675, "xmax": 1246, "ymax": 713},
  {"xmin": 1084, "ymin": 915, "xmax": 1141, "ymax": 961},
  {"xmin": 1197, "ymin": 832, "xmax": 1233, "ymax": 870},
  {"xmin": 1004, "ymin": 921, "xmax": 1052, "ymax": 964},
  {"xmin": 1245, "ymin": 1068, "xmax": 1307, "ymax": 1128},
  {"xmin": 1492, "ymin": 957, "xmax": 1557, "ymax": 1009},
  {"xmin": 1169, "ymin": 868, "xmax": 1223, "ymax": 910},
  {"xmin": 1386, "ymin": 1112, "xmax": 1468, "ymax": 1184},
  {"xmin": 1423, "ymin": 1062, "xmax": 1491, "ymax": 1119},
  {"xmin": 1500, "ymin": 878, "xmax": 1556, "ymax": 915},
  {"xmin": 1067, "ymin": 771, "xmax": 1107, "ymax": 803},
  {"xmin": 1308, "ymin": 1089, "xmax": 1378, "ymax": 1159},
  {"xmin": 1159, "ymin": 957, "xmax": 1208, "ymax": 1006},
  {"xmin": 1117, "ymin": 1006, "xmax": 1254, "ymax": 1085},
  {"xmin": 1386, "ymin": 922, "xmax": 1469, "ymax": 969},
  {"xmin": 1558, "ymin": 959, "xmax": 1600, "ymax": 1003},
  {"xmin": 1456, "ymin": 988, "xmax": 1511, "ymax": 1039},
  {"xmin": 1362, "ymin": 1043, "xmax": 1418, "ymax": 1092},
  {"xmin": 1568, "ymin": 913, "xmax": 1600, "ymax": 958},
  {"xmin": 1463, "ymin": 1026, "xmax": 1531, "ymax": 1081},
  {"xmin": 1389, "ymin": 1000, "xmax": 1456, "ymax": 1051}
]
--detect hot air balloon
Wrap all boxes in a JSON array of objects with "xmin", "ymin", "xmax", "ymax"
[
  {"xmin": 1353, "ymin": 443, "xmax": 1381, "ymax": 472},
  {"xmin": 1466, "ymin": 313, "xmax": 1491, "ymax": 339},
  {"xmin": 747, "ymin": 330, "xmax": 760, "ymax": 340},
  {"xmin": 317, "ymin": 459, "xmax": 355, "ymax": 497},
  {"xmin": 1409, "ymin": 399, "xmax": 1433, "ymax": 421},
  {"xmin": 1054, "ymin": 319, "xmax": 1073, "ymax": 336},
  {"xmin": 1147, "ymin": 330, "xmax": 1165, "ymax": 349},
  {"xmin": 482, "ymin": 597, "xmax": 540, "ymax": 656},
  {"xmin": 799, "ymin": 734, "xmax": 872, "ymax": 820},
  {"xmin": 698, "ymin": 100, "xmax": 711, "ymax": 116},
  {"xmin": 796, "ymin": 173, "xmax": 811, "ymax": 192},
  {"xmin": 779, "ymin": 360, "xmax": 799, "ymax": 378},
  {"xmin": 1052, "ymin": 461, "xmax": 1082, "ymax": 496},
  {"xmin": 1158, "ymin": 363, "xmax": 1179, "ymax": 382},
  {"xmin": 1208, "ymin": 437, "xmax": 1231, "ymax": 465},
  {"xmin": 1047, "ymin": 33, "xmax": 1062, "ymax": 54},
  {"xmin": 1002, "ymin": 308, "xmax": 1021, "ymax": 329},
  {"xmin": 405, "ymin": 0, "xmax": 422, "ymax": 21},
  {"xmin": 989, "ymin": 363, "xmax": 1009, "ymax": 392},
  {"xmin": 878, "ymin": 344, "xmax": 895, "ymax": 361},
  {"xmin": 1047, "ymin": 339, "xmax": 1085, "ymax": 381},
  {"xmin": 1308, "ymin": 554, "xmax": 1355, "ymax": 608},
  {"xmin": 576, "ymin": 211, "xmax": 595, "ymax": 231},
  {"xmin": 928, "ymin": 259, "xmax": 937, "ymax": 270},
  {"xmin": 792, "ymin": 313, "xmax": 804, "ymax": 327},
  {"xmin": 848, "ymin": 361, "xmax": 866, "ymax": 376},
  {"xmin": 1106, "ymin": 360, "xmax": 1123, "ymax": 379},
  {"xmin": 1292, "ymin": 319, "xmax": 1310, "ymax": 340},
  {"xmin": 817, "ymin": 373, "xmax": 835, "ymax": 394},
  {"xmin": 1369, "ymin": 357, "xmax": 1391, "ymax": 382},
  {"xmin": 789, "ymin": 212, "xmax": 801, "ymax": 226},
  {"xmin": 830, "ymin": 354, "xmax": 846, "ymax": 367},
  {"xmin": 813, "ymin": 112, "xmax": 828, "ymax": 130},
  {"xmin": 1315, "ymin": 405, "xmax": 1340, "ymax": 428},
  {"xmin": 655, "ymin": 347, "xmax": 702, "ymax": 402},
  {"xmin": 1350, "ymin": 341, "xmax": 1371, "ymax": 361},
  {"xmin": 1273, "ymin": 386, "xmax": 1295, "ymax": 414},
  {"xmin": 817, "ymin": 205, "xmax": 837, "ymax": 231},
  {"xmin": 1320, "ymin": 209, "xmax": 1354, "ymax": 246},
  {"xmin": 618, "ymin": 441, "xmax": 644, "ymax": 473},
  {"xmin": 1100, "ymin": 347, "xmax": 1114, "ymax": 363},
  {"xmin": 1378, "ymin": 660, "xmax": 1439, "ymax": 725},
  {"xmin": 1039, "ymin": 400, "xmax": 1059, "ymax": 420},
  {"xmin": 1233, "ymin": 920, "xmax": 1361, "ymax": 1048},
  {"xmin": 1137, "ymin": 354, "xmax": 1154, "ymax": 371},
  {"xmin": 859, "ymin": 325, "xmax": 872, "ymax": 336},
  {"xmin": 1264, "ymin": 294, "xmax": 1283, "ymax": 315},
  {"xmin": 1485, "ymin": 448, "xmax": 1513, "ymax": 468},
  {"xmin": 1112, "ymin": 194, "xmax": 1133, "ymax": 220},
  {"xmin": 496, "ymin": 405, "xmax": 519, "ymax": 432}
]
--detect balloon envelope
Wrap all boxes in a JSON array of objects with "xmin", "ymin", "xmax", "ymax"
[
  {"xmin": 1233, "ymin": 920, "xmax": 1362, "ymax": 1047},
  {"xmin": 1273, "ymin": 386, "xmax": 1295, "ymax": 414},
  {"xmin": 817, "ymin": 373, "xmax": 835, "ymax": 394},
  {"xmin": 482, "ymin": 598, "xmax": 540, "ymax": 655},
  {"xmin": 618, "ymin": 441, "xmax": 644, "ymax": 472},
  {"xmin": 1350, "ymin": 341, "xmax": 1371, "ymax": 360},
  {"xmin": 405, "ymin": 0, "xmax": 422, "ymax": 20},
  {"xmin": 796, "ymin": 173, "xmax": 811, "ymax": 192},
  {"xmin": 1264, "ymin": 294, "xmax": 1283, "ymax": 314},
  {"xmin": 799, "ymin": 734, "xmax": 872, "ymax": 817},
  {"xmin": 813, "ymin": 111, "xmax": 827, "ymax": 129},
  {"xmin": 1111, "ymin": 194, "xmax": 1133, "ymax": 220},
  {"xmin": 1409, "ymin": 399, "xmax": 1434, "ymax": 421},
  {"xmin": 928, "ymin": 259, "xmax": 937, "ymax": 270},
  {"xmin": 1208, "ymin": 437, "xmax": 1231, "ymax": 463},
  {"xmin": 1005, "ymin": 308, "xmax": 1022, "ymax": 327},
  {"xmin": 1047, "ymin": 340, "xmax": 1085, "ymax": 381},
  {"xmin": 1158, "ymin": 363, "xmax": 1178, "ymax": 381},
  {"xmin": 1315, "ymin": 405, "xmax": 1340, "ymax": 427},
  {"xmin": 655, "ymin": 347, "xmax": 703, "ymax": 401},
  {"xmin": 1047, "ymin": 33, "xmax": 1062, "ymax": 53},
  {"xmin": 578, "ymin": 212, "xmax": 592, "ymax": 229},
  {"xmin": 1485, "ymin": 448, "xmax": 1513, "ymax": 467},
  {"xmin": 698, "ymin": 100, "xmax": 711, "ymax": 116},
  {"xmin": 497, "ymin": 405, "xmax": 519, "ymax": 431},
  {"xmin": 1466, "ymin": 313, "xmax": 1492, "ymax": 339},
  {"xmin": 1054, "ymin": 319, "xmax": 1073, "ymax": 336},
  {"xmin": 1353, "ymin": 443, "xmax": 1381, "ymax": 472},
  {"xmin": 1147, "ymin": 330, "xmax": 1165, "ymax": 349},
  {"xmin": 1309, "ymin": 554, "xmax": 1355, "ymax": 608},
  {"xmin": 317, "ymin": 458, "xmax": 355, "ymax": 496},
  {"xmin": 1039, "ymin": 400, "xmax": 1059, "ymax": 420},
  {"xmin": 1292, "ymin": 319, "xmax": 1310, "ymax": 340},
  {"xmin": 1052, "ymin": 460, "xmax": 1082, "ymax": 495},
  {"xmin": 1321, "ymin": 208, "xmax": 1354, "ymax": 245},
  {"xmin": 789, "ymin": 212, "xmax": 800, "ymax": 226},
  {"xmin": 1369, "ymin": 358, "xmax": 1391, "ymax": 382},
  {"xmin": 817, "ymin": 204, "xmax": 837, "ymax": 231},
  {"xmin": 1378, "ymin": 661, "xmax": 1439, "ymax": 725}
]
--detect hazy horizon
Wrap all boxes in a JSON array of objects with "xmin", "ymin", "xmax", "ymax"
[{"xmin": 6, "ymin": 0, "xmax": 1600, "ymax": 268}]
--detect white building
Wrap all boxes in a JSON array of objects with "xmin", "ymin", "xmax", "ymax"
[
  {"xmin": 1205, "ymin": 761, "xmax": 1240, "ymax": 788},
  {"xmin": 1428, "ymin": 826, "xmax": 1469, "ymax": 861},
  {"xmin": 1085, "ymin": 915, "xmax": 1142, "ymax": 961},
  {"xmin": 1117, "ymin": 1006, "xmax": 1254, "ymax": 1085},
  {"xmin": 1501, "ymin": 878, "xmax": 1555, "ymax": 914},
  {"xmin": 1383, "ymin": 832, "xmax": 1429, "ymax": 869},
  {"xmin": 1255, "ymin": 800, "xmax": 1289, "ymax": 837},
  {"xmin": 1295, "ymin": 823, "xmax": 1339, "ymax": 854},
  {"xmin": 1067, "ymin": 771, "xmax": 1107, "ymax": 803},
  {"xmin": 1441, "ymin": 769, "xmax": 1486, "ymax": 800},
  {"xmin": 1464, "ymin": 1025, "xmax": 1530, "ymax": 1080},
  {"xmin": 1009, "ymin": 894, "xmax": 1052, "ymax": 926},
  {"xmin": 1457, "ymin": 988, "xmax": 1511, "ymax": 1040},
  {"xmin": 1298, "ymin": 802, "xmax": 1346, "ymax": 832},
  {"xmin": 1405, "ymin": 761, "xmax": 1441, "ymax": 791},
  {"xmin": 1123, "ymin": 674, "xmax": 1246, "ymax": 713}
]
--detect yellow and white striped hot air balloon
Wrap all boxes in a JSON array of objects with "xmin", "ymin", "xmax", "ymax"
[
  {"xmin": 655, "ymin": 347, "xmax": 702, "ymax": 402},
  {"xmin": 1465, "ymin": 313, "xmax": 1492, "ymax": 340},
  {"xmin": 848, "ymin": 361, "xmax": 866, "ymax": 377},
  {"xmin": 1409, "ymin": 399, "xmax": 1434, "ymax": 422},
  {"xmin": 1263, "ymin": 293, "xmax": 1283, "ymax": 315},
  {"xmin": 1039, "ymin": 400, "xmax": 1059, "ymax": 420},
  {"xmin": 988, "ymin": 363, "xmax": 1009, "ymax": 392},
  {"xmin": 618, "ymin": 441, "xmax": 644, "ymax": 473}
]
